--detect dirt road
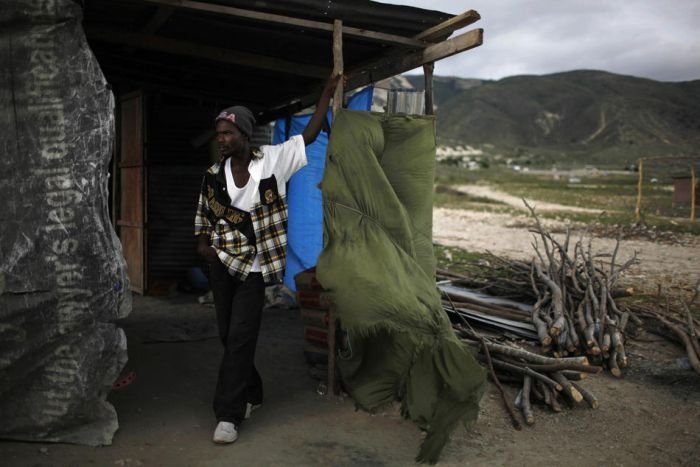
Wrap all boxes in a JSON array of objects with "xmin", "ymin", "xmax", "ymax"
[
  {"xmin": 451, "ymin": 185, "xmax": 604, "ymax": 214},
  {"xmin": 433, "ymin": 206, "xmax": 700, "ymax": 293}
]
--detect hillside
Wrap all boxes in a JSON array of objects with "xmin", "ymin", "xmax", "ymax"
[{"xmin": 398, "ymin": 71, "xmax": 700, "ymax": 167}]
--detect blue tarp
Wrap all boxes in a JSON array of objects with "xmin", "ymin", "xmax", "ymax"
[{"xmin": 274, "ymin": 87, "xmax": 373, "ymax": 291}]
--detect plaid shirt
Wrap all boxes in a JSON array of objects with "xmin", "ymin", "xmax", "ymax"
[{"xmin": 195, "ymin": 135, "xmax": 307, "ymax": 283}]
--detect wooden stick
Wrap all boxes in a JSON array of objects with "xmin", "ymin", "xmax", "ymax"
[
  {"xmin": 475, "ymin": 356, "xmax": 563, "ymax": 392},
  {"xmin": 549, "ymin": 389, "xmax": 563, "ymax": 412},
  {"xmin": 561, "ymin": 370, "xmax": 587, "ymax": 381},
  {"xmin": 571, "ymin": 381, "xmax": 599, "ymax": 409},
  {"xmin": 479, "ymin": 339, "xmax": 523, "ymax": 430},
  {"xmin": 609, "ymin": 350, "xmax": 622, "ymax": 377},
  {"xmin": 473, "ymin": 339, "xmax": 589, "ymax": 366},
  {"xmin": 518, "ymin": 362, "xmax": 602, "ymax": 374},
  {"xmin": 601, "ymin": 332, "xmax": 611, "ymax": 354},
  {"xmin": 531, "ymin": 380, "xmax": 545, "ymax": 401},
  {"xmin": 552, "ymin": 372, "xmax": 584, "ymax": 403},
  {"xmin": 534, "ymin": 262, "xmax": 565, "ymax": 325},
  {"xmin": 651, "ymin": 312, "xmax": 700, "ymax": 374},
  {"xmin": 521, "ymin": 376, "xmax": 535, "ymax": 425},
  {"xmin": 532, "ymin": 294, "xmax": 552, "ymax": 347},
  {"xmin": 537, "ymin": 380, "xmax": 552, "ymax": 409},
  {"xmin": 680, "ymin": 297, "xmax": 700, "ymax": 358}
]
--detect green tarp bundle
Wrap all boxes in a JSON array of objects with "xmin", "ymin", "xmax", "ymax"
[{"xmin": 316, "ymin": 110, "xmax": 486, "ymax": 463}]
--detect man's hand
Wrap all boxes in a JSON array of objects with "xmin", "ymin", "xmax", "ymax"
[
  {"xmin": 321, "ymin": 72, "xmax": 343, "ymax": 99},
  {"xmin": 199, "ymin": 246, "xmax": 219, "ymax": 263},
  {"xmin": 197, "ymin": 234, "xmax": 219, "ymax": 263},
  {"xmin": 302, "ymin": 72, "xmax": 344, "ymax": 145}
]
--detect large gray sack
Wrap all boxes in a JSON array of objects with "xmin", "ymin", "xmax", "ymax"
[{"xmin": 0, "ymin": 0, "xmax": 131, "ymax": 445}]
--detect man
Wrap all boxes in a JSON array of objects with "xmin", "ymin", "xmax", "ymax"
[{"xmin": 194, "ymin": 74, "xmax": 340, "ymax": 444}]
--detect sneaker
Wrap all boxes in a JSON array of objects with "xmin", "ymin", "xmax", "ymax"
[
  {"xmin": 212, "ymin": 421, "xmax": 238, "ymax": 444},
  {"xmin": 244, "ymin": 402, "xmax": 262, "ymax": 419}
]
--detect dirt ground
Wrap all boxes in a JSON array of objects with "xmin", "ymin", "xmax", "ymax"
[
  {"xmin": 434, "ymin": 184, "xmax": 700, "ymax": 293},
  {"xmin": 3, "ymin": 186, "xmax": 700, "ymax": 467}
]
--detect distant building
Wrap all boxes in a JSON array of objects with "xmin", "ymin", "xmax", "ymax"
[{"xmin": 672, "ymin": 175, "xmax": 699, "ymax": 208}]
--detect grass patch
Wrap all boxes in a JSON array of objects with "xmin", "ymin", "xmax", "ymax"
[
  {"xmin": 434, "ymin": 244, "xmax": 491, "ymax": 277},
  {"xmin": 435, "ymin": 166, "xmax": 700, "ymax": 236},
  {"xmin": 433, "ymin": 186, "xmax": 518, "ymax": 215}
]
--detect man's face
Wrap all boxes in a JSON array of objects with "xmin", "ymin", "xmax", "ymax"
[{"xmin": 215, "ymin": 120, "xmax": 247, "ymax": 159}]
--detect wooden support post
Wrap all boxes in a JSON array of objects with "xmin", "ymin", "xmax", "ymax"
[
  {"xmin": 327, "ymin": 305, "xmax": 338, "ymax": 395},
  {"xmin": 423, "ymin": 62, "xmax": 435, "ymax": 115},
  {"xmin": 324, "ymin": 20, "xmax": 343, "ymax": 398},
  {"xmin": 691, "ymin": 164, "xmax": 697, "ymax": 222},
  {"xmin": 332, "ymin": 19, "xmax": 344, "ymax": 117},
  {"xmin": 635, "ymin": 158, "xmax": 644, "ymax": 222}
]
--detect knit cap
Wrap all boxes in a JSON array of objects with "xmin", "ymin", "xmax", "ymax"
[{"xmin": 215, "ymin": 105, "xmax": 256, "ymax": 139}]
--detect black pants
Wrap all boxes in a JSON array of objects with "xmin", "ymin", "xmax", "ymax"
[{"xmin": 209, "ymin": 260, "xmax": 265, "ymax": 424}]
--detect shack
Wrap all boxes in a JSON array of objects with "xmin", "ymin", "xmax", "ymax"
[
  {"xmin": 0, "ymin": 0, "xmax": 484, "ymax": 447},
  {"xmin": 84, "ymin": 0, "xmax": 484, "ymax": 293}
]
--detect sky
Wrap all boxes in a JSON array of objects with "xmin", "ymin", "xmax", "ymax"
[{"xmin": 380, "ymin": 0, "xmax": 700, "ymax": 82}]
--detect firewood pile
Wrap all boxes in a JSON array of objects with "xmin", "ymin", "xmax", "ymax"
[
  {"xmin": 438, "ymin": 277, "xmax": 605, "ymax": 428},
  {"xmin": 437, "ymin": 200, "xmax": 700, "ymax": 427}
]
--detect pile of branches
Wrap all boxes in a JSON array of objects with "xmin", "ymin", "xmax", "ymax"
[
  {"xmin": 439, "ymin": 279, "xmax": 606, "ymax": 426},
  {"xmin": 438, "ymin": 201, "xmax": 700, "ymax": 425},
  {"xmin": 523, "ymin": 200, "xmax": 641, "ymax": 376},
  {"xmin": 455, "ymin": 320, "xmax": 602, "ymax": 427},
  {"xmin": 450, "ymin": 201, "xmax": 641, "ymax": 375}
]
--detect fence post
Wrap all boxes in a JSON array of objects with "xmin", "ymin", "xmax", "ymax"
[
  {"xmin": 691, "ymin": 164, "xmax": 697, "ymax": 222},
  {"xmin": 635, "ymin": 158, "xmax": 644, "ymax": 222}
]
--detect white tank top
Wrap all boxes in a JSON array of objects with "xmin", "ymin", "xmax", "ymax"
[{"xmin": 224, "ymin": 157, "xmax": 262, "ymax": 272}]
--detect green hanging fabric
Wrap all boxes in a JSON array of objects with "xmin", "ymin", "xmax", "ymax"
[{"xmin": 316, "ymin": 109, "xmax": 486, "ymax": 463}]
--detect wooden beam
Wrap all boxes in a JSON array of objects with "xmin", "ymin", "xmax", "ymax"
[
  {"xmin": 414, "ymin": 10, "xmax": 481, "ymax": 42},
  {"xmin": 140, "ymin": 0, "xmax": 427, "ymax": 48},
  {"xmin": 260, "ymin": 29, "xmax": 483, "ymax": 123},
  {"xmin": 86, "ymin": 28, "xmax": 329, "ymax": 78},
  {"xmin": 346, "ymin": 28, "xmax": 483, "ymax": 91},
  {"xmin": 332, "ymin": 20, "xmax": 344, "ymax": 117}
]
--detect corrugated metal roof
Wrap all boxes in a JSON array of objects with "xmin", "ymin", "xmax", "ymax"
[{"xmin": 82, "ymin": 0, "xmax": 481, "ymax": 122}]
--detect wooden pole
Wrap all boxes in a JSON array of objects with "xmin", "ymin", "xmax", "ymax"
[
  {"xmin": 635, "ymin": 158, "xmax": 644, "ymax": 222},
  {"xmin": 423, "ymin": 62, "xmax": 435, "ymax": 115},
  {"xmin": 332, "ymin": 19, "xmax": 344, "ymax": 117},
  {"xmin": 327, "ymin": 305, "xmax": 337, "ymax": 396},
  {"xmin": 691, "ymin": 164, "xmax": 697, "ymax": 222},
  {"xmin": 328, "ymin": 20, "xmax": 342, "ymax": 397}
]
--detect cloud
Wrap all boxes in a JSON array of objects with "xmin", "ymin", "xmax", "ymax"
[{"xmin": 380, "ymin": 0, "xmax": 700, "ymax": 81}]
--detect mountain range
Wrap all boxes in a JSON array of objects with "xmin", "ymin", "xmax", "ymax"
[{"xmin": 386, "ymin": 70, "xmax": 700, "ymax": 167}]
